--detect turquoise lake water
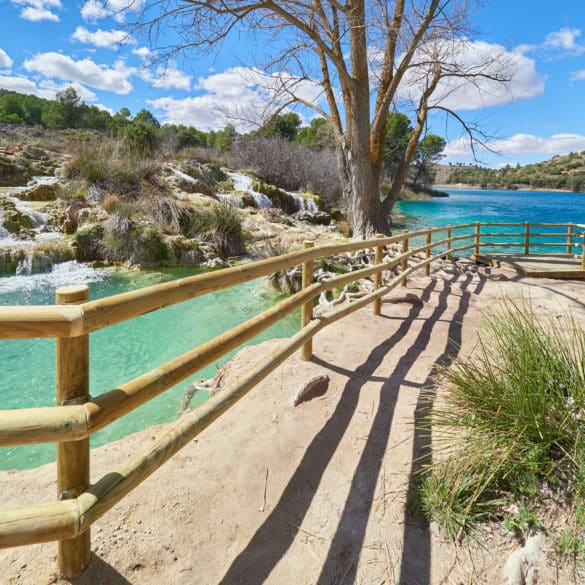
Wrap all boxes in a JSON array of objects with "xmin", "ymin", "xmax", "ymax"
[
  {"xmin": 3, "ymin": 187, "xmax": 585, "ymax": 470},
  {"xmin": 397, "ymin": 188, "xmax": 585, "ymax": 254},
  {"xmin": 0, "ymin": 262, "xmax": 299, "ymax": 470}
]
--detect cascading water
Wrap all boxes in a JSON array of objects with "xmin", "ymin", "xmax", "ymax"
[
  {"xmin": 221, "ymin": 172, "xmax": 318, "ymax": 211},
  {"xmin": 0, "ymin": 177, "xmax": 68, "ymax": 275},
  {"xmin": 171, "ymin": 167, "xmax": 199, "ymax": 185},
  {"xmin": 224, "ymin": 172, "xmax": 270, "ymax": 208}
]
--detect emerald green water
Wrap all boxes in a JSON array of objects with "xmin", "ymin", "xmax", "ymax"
[{"xmin": 0, "ymin": 263, "xmax": 299, "ymax": 470}]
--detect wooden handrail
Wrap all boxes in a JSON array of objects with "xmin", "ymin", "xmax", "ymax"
[
  {"xmin": 0, "ymin": 221, "xmax": 581, "ymax": 576},
  {"xmin": 0, "ymin": 239, "xmax": 457, "ymax": 446}
]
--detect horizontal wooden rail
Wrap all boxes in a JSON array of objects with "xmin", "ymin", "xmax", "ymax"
[
  {"xmin": 0, "ymin": 240, "xmax": 462, "ymax": 446},
  {"xmin": 477, "ymin": 232, "xmax": 524, "ymax": 238},
  {"xmin": 527, "ymin": 242, "xmax": 569, "ymax": 248},
  {"xmin": 0, "ymin": 225, "xmax": 478, "ymax": 340},
  {"xmin": 526, "ymin": 232, "xmax": 570, "ymax": 238},
  {"xmin": 0, "ymin": 305, "xmax": 84, "ymax": 339},
  {"xmin": 477, "ymin": 242, "xmax": 526, "ymax": 248},
  {"xmin": 0, "ymin": 220, "xmax": 580, "ymax": 575}
]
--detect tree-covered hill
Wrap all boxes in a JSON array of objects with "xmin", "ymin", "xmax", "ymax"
[{"xmin": 436, "ymin": 151, "xmax": 585, "ymax": 192}]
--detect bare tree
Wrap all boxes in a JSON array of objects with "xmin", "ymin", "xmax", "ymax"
[{"xmin": 132, "ymin": 1, "xmax": 512, "ymax": 237}]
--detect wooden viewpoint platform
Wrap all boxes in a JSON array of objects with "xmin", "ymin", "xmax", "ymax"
[{"xmin": 473, "ymin": 253, "xmax": 585, "ymax": 279}]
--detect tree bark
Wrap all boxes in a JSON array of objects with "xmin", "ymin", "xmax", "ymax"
[{"xmin": 337, "ymin": 143, "xmax": 388, "ymax": 238}]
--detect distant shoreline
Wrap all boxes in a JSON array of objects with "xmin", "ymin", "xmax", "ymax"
[{"xmin": 433, "ymin": 183, "xmax": 578, "ymax": 194}]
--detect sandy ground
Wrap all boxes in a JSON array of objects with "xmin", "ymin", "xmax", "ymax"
[{"xmin": 2, "ymin": 263, "xmax": 585, "ymax": 585}]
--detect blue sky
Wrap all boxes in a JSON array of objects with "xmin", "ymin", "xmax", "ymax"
[{"xmin": 0, "ymin": 0, "xmax": 584, "ymax": 168}]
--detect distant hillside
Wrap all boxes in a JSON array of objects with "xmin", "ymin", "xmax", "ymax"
[{"xmin": 435, "ymin": 151, "xmax": 585, "ymax": 192}]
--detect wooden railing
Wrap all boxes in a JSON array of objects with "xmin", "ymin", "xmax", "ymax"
[{"xmin": 0, "ymin": 221, "xmax": 583, "ymax": 577}]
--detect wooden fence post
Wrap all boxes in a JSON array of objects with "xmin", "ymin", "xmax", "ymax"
[
  {"xmin": 373, "ymin": 234, "xmax": 384, "ymax": 316},
  {"xmin": 567, "ymin": 223, "xmax": 574, "ymax": 255},
  {"xmin": 425, "ymin": 230, "xmax": 432, "ymax": 276},
  {"xmin": 524, "ymin": 222, "xmax": 530, "ymax": 255},
  {"xmin": 446, "ymin": 225, "xmax": 452, "ymax": 260},
  {"xmin": 55, "ymin": 285, "xmax": 91, "ymax": 578},
  {"xmin": 300, "ymin": 241, "xmax": 315, "ymax": 360},
  {"xmin": 474, "ymin": 222, "xmax": 480, "ymax": 257},
  {"xmin": 401, "ymin": 230, "xmax": 409, "ymax": 287}
]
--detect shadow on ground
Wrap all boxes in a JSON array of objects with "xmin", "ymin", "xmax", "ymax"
[
  {"xmin": 218, "ymin": 273, "xmax": 484, "ymax": 585},
  {"xmin": 70, "ymin": 554, "xmax": 134, "ymax": 585}
]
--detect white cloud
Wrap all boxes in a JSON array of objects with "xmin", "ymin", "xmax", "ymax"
[
  {"xmin": 81, "ymin": 0, "xmax": 144, "ymax": 23},
  {"xmin": 141, "ymin": 66, "xmax": 192, "ymax": 90},
  {"xmin": 24, "ymin": 52, "xmax": 135, "ymax": 94},
  {"xmin": 147, "ymin": 95, "xmax": 242, "ymax": 130},
  {"xmin": 0, "ymin": 75, "xmax": 54, "ymax": 98},
  {"xmin": 0, "ymin": 49, "xmax": 13, "ymax": 69},
  {"xmin": 10, "ymin": 0, "xmax": 61, "ymax": 22},
  {"xmin": 132, "ymin": 46, "xmax": 152, "ymax": 60},
  {"xmin": 71, "ymin": 26, "xmax": 135, "ymax": 49},
  {"xmin": 0, "ymin": 73, "xmax": 100, "ymax": 102},
  {"xmin": 543, "ymin": 28, "xmax": 585, "ymax": 55},
  {"xmin": 94, "ymin": 103, "xmax": 114, "ymax": 115},
  {"xmin": 570, "ymin": 70, "xmax": 585, "ymax": 82},
  {"xmin": 148, "ymin": 66, "xmax": 323, "ymax": 129},
  {"xmin": 445, "ymin": 133, "xmax": 585, "ymax": 158},
  {"xmin": 397, "ymin": 39, "xmax": 545, "ymax": 111},
  {"xmin": 519, "ymin": 27, "xmax": 585, "ymax": 58},
  {"xmin": 38, "ymin": 79, "xmax": 98, "ymax": 102}
]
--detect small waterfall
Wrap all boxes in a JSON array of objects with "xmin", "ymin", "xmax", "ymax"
[
  {"xmin": 1, "ymin": 188, "xmax": 70, "ymax": 274},
  {"xmin": 250, "ymin": 193, "xmax": 272, "ymax": 209},
  {"xmin": 219, "ymin": 172, "xmax": 321, "ymax": 213},
  {"xmin": 0, "ymin": 244, "xmax": 75, "ymax": 276},
  {"xmin": 0, "ymin": 260, "xmax": 110, "ymax": 294},
  {"xmin": 225, "ymin": 173, "xmax": 271, "ymax": 209},
  {"xmin": 229, "ymin": 173, "xmax": 254, "ymax": 192},
  {"xmin": 15, "ymin": 245, "xmax": 34, "ymax": 275},
  {"xmin": 172, "ymin": 168, "xmax": 198, "ymax": 184},
  {"xmin": 303, "ymin": 197, "xmax": 319, "ymax": 212},
  {"xmin": 288, "ymin": 193, "xmax": 319, "ymax": 212},
  {"xmin": 0, "ymin": 222, "xmax": 11, "ymax": 246}
]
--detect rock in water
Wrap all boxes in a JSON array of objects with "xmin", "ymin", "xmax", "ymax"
[{"xmin": 292, "ymin": 374, "xmax": 330, "ymax": 406}]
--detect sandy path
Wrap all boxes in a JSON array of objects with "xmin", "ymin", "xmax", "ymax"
[{"xmin": 2, "ymin": 267, "xmax": 585, "ymax": 584}]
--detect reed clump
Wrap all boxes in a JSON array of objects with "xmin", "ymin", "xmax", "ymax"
[{"xmin": 420, "ymin": 301, "xmax": 585, "ymax": 559}]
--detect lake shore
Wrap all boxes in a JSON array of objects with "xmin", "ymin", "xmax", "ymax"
[
  {"xmin": 2, "ymin": 264, "xmax": 584, "ymax": 584},
  {"xmin": 433, "ymin": 182, "xmax": 577, "ymax": 193}
]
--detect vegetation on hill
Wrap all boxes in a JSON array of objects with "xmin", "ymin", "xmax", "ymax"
[
  {"xmin": 0, "ymin": 86, "xmax": 448, "ymax": 206},
  {"xmin": 441, "ymin": 151, "xmax": 585, "ymax": 192}
]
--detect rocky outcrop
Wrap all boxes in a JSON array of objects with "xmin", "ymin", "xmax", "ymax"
[
  {"xmin": 0, "ymin": 156, "xmax": 31, "ymax": 186},
  {"xmin": 176, "ymin": 176, "xmax": 216, "ymax": 197},
  {"xmin": 18, "ymin": 181, "xmax": 59, "ymax": 201},
  {"xmin": 56, "ymin": 198, "xmax": 93, "ymax": 234},
  {"xmin": 0, "ymin": 198, "xmax": 33, "ymax": 235},
  {"xmin": 168, "ymin": 167, "xmax": 217, "ymax": 198},
  {"xmin": 293, "ymin": 210, "xmax": 332, "ymax": 226},
  {"xmin": 0, "ymin": 145, "xmax": 61, "ymax": 185}
]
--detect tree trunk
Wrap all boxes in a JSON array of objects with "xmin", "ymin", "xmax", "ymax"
[{"xmin": 338, "ymin": 144, "xmax": 389, "ymax": 238}]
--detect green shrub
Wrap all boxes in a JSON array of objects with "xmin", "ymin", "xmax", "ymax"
[
  {"xmin": 64, "ymin": 141, "xmax": 111, "ymax": 183},
  {"xmin": 421, "ymin": 302, "xmax": 585, "ymax": 542},
  {"xmin": 122, "ymin": 121, "xmax": 157, "ymax": 156},
  {"xmin": 205, "ymin": 204, "xmax": 246, "ymax": 258},
  {"xmin": 63, "ymin": 137, "xmax": 161, "ymax": 196}
]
